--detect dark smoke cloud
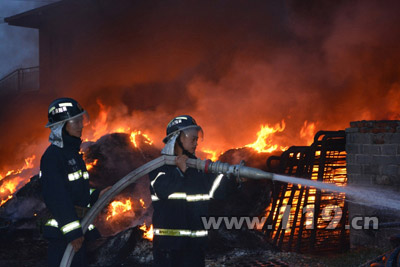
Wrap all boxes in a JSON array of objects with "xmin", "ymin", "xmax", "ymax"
[{"xmin": 1, "ymin": 0, "xmax": 400, "ymax": 173}]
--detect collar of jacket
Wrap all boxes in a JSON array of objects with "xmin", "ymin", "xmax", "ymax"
[{"xmin": 62, "ymin": 131, "xmax": 82, "ymax": 151}]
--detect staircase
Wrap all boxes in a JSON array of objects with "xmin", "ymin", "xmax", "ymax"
[{"xmin": 0, "ymin": 67, "xmax": 39, "ymax": 95}]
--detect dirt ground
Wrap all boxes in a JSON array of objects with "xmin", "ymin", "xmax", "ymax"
[{"xmin": 0, "ymin": 236, "xmax": 385, "ymax": 267}]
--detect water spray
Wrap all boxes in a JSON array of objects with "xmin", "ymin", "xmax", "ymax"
[{"xmin": 60, "ymin": 155, "xmax": 350, "ymax": 266}]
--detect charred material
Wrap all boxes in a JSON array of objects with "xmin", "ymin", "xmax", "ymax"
[{"xmin": 265, "ymin": 131, "xmax": 349, "ymax": 253}]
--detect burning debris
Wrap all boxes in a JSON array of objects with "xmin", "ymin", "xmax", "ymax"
[
  {"xmin": 0, "ymin": 124, "xmax": 291, "ymax": 266},
  {"xmin": 0, "ymin": 155, "xmax": 36, "ymax": 206},
  {"xmin": 264, "ymin": 131, "xmax": 349, "ymax": 253},
  {"xmin": 0, "ymin": 131, "xmax": 160, "ymax": 265}
]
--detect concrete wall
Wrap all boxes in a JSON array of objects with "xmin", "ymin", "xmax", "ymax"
[{"xmin": 346, "ymin": 120, "xmax": 400, "ymax": 249}]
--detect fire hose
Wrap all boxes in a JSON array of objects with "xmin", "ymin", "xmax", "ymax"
[{"xmin": 60, "ymin": 154, "xmax": 345, "ymax": 266}]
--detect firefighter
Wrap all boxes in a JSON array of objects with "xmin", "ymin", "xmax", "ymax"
[
  {"xmin": 149, "ymin": 115, "xmax": 231, "ymax": 267},
  {"xmin": 40, "ymin": 97, "xmax": 107, "ymax": 266}
]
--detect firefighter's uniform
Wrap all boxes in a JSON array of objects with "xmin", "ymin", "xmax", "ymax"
[
  {"xmin": 40, "ymin": 97, "xmax": 99, "ymax": 267},
  {"xmin": 150, "ymin": 158, "xmax": 228, "ymax": 267}
]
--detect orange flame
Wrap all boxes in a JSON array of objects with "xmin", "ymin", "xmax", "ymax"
[
  {"xmin": 86, "ymin": 159, "xmax": 98, "ymax": 171},
  {"xmin": 139, "ymin": 224, "xmax": 154, "ymax": 241},
  {"xmin": 0, "ymin": 155, "xmax": 36, "ymax": 206},
  {"xmin": 300, "ymin": 120, "xmax": 316, "ymax": 145},
  {"xmin": 90, "ymin": 99, "xmax": 111, "ymax": 141},
  {"xmin": 130, "ymin": 130, "xmax": 154, "ymax": 148},
  {"xmin": 106, "ymin": 199, "xmax": 133, "ymax": 221},
  {"xmin": 0, "ymin": 195, "xmax": 12, "ymax": 206},
  {"xmin": 0, "ymin": 155, "xmax": 35, "ymax": 181},
  {"xmin": 202, "ymin": 149, "xmax": 220, "ymax": 161},
  {"xmin": 245, "ymin": 121, "xmax": 287, "ymax": 153},
  {"xmin": 139, "ymin": 198, "xmax": 146, "ymax": 209}
]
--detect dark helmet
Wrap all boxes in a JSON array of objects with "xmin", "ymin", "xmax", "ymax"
[
  {"xmin": 46, "ymin": 97, "xmax": 87, "ymax": 128},
  {"xmin": 163, "ymin": 115, "xmax": 202, "ymax": 143}
]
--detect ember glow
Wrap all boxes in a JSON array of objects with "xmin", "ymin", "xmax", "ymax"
[{"xmin": 139, "ymin": 198, "xmax": 146, "ymax": 209}]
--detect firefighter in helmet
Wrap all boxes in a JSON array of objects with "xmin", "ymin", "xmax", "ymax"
[
  {"xmin": 149, "ymin": 115, "xmax": 232, "ymax": 267},
  {"xmin": 40, "ymin": 98, "xmax": 106, "ymax": 266}
]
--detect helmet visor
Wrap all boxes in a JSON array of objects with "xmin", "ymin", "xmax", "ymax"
[
  {"xmin": 46, "ymin": 110, "xmax": 89, "ymax": 128},
  {"xmin": 67, "ymin": 111, "xmax": 90, "ymax": 127},
  {"xmin": 181, "ymin": 127, "xmax": 203, "ymax": 143}
]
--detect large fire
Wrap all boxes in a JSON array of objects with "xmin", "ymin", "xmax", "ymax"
[{"xmin": 0, "ymin": 98, "xmax": 313, "ymax": 208}]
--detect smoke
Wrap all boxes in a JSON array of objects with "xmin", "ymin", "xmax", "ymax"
[
  {"xmin": 1, "ymin": 0, "xmax": 400, "ymax": 173},
  {"xmin": 0, "ymin": 1, "xmax": 43, "ymax": 77}
]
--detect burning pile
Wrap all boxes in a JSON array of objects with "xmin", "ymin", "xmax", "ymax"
[
  {"xmin": 0, "ymin": 155, "xmax": 36, "ymax": 206},
  {"xmin": 0, "ymin": 99, "xmax": 302, "ymax": 210}
]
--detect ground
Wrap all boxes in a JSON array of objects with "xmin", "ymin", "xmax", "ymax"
[{"xmin": 0, "ymin": 236, "xmax": 386, "ymax": 267}]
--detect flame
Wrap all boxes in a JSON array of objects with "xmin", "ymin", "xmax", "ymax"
[
  {"xmin": 86, "ymin": 159, "xmax": 98, "ymax": 171},
  {"xmin": 202, "ymin": 149, "xmax": 220, "ymax": 161},
  {"xmin": 139, "ymin": 198, "xmax": 146, "ymax": 209},
  {"xmin": 0, "ymin": 180, "xmax": 18, "ymax": 194},
  {"xmin": 0, "ymin": 195, "xmax": 12, "ymax": 206},
  {"xmin": 0, "ymin": 155, "xmax": 37, "ymax": 206},
  {"xmin": 0, "ymin": 155, "xmax": 35, "ymax": 181},
  {"xmin": 91, "ymin": 99, "xmax": 111, "ymax": 141},
  {"xmin": 300, "ymin": 121, "xmax": 316, "ymax": 145},
  {"xmin": 245, "ymin": 121, "xmax": 287, "ymax": 153},
  {"xmin": 106, "ymin": 199, "xmax": 133, "ymax": 221},
  {"xmin": 130, "ymin": 130, "xmax": 154, "ymax": 148},
  {"xmin": 139, "ymin": 223, "xmax": 154, "ymax": 241}
]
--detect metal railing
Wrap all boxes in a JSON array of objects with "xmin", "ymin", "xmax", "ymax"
[{"xmin": 0, "ymin": 66, "xmax": 39, "ymax": 95}]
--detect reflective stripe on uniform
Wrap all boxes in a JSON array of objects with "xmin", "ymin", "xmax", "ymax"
[
  {"xmin": 83, "ymin": 171, "xmax": 89, "ymax": 180},
  {"xmin": 151, "ymin": 195, "xmax": 160, "ymax": 201},
  {"xmin": 150, "ymin": 173, "xmax": 224, "ymax": 202},
  {"xmin": 151, "ymin": 172, "xmax": 165, "ymax": 188},
  {"xmin": 186, "ymin": 194, "xmax": 210, "ymax": 202},
  {"xmin": 45, "ymin": 219, "xmax": 94, "ymax": 232},
  {"xmin": 151, "ymin": 193, "xmax": 211, "ymax": 202},
  {"xmin": 68, "ymin": 170, "xmax": 83, "ymax": 181},
  {"xmin": 209, "ymin": 174, "xmax": 224, "ymax": 198},
  {"xmin": 90, "ymin": 188, "xmax": 96, "ymax": 195},
  {"xmin": 61, "ymin": 220, "xmax": 81, "ymax": 234},
  {"xmin": 153, "ymin": 228, "xmax": 208, "ymax": 237},
  {"xmin": 168, "ymin": 192, "xmax": 186, "ymax": 200},
  {"xmin": 45, "ymin": 219, "xmax": 59, "ymax": 227},
  {"xmin": 151, "ymin": 172, "xmax": 166, "ymax": 199},
  {"xmin": 39, "ymin": 171, "xmax": 42, "ymax": 178}
]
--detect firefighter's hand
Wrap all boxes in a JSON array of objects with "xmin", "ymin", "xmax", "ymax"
[
  {"xmin": 71, "ymin": 236, "xmax": 84, "ymax": 252},
  {"xmin": 176, "ymin": 155, "xmax": 189, "ymax": 173},
  {"xmin": 99, "ymin": 186, "xmax": 112, "ymax": 198}
]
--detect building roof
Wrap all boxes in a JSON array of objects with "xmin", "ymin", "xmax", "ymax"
[{"xmin": 5, "ymin": 1, "xmax": 64, "ymax": 29}]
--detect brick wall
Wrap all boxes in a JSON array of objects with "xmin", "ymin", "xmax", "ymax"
[{"xmin": 346, "ymin": 120, "xmax": 400, "ymax": 249}]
